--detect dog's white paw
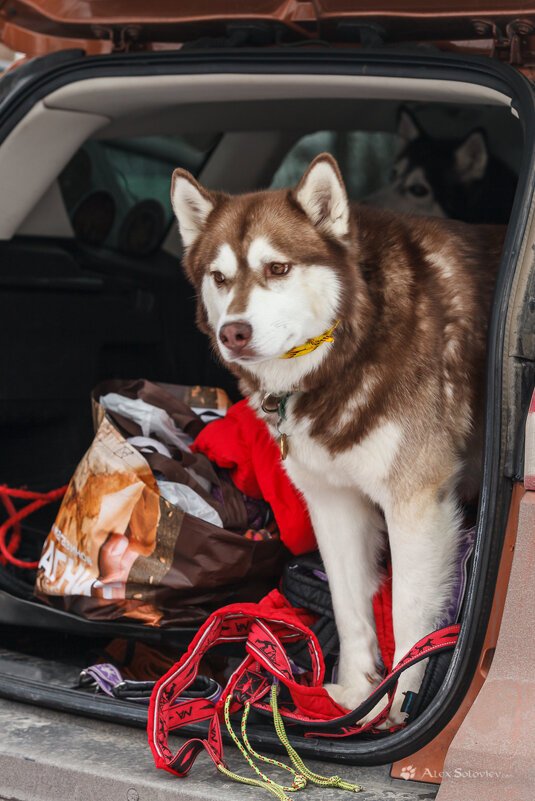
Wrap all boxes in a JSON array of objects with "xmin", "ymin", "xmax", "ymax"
[
  {"xmin": 359, "ymin": 692, "xmax": 409, "ymax": 730},
  {"xmin": 346, "ymin": 692, "xmax": 409, "ymax": 730},
  {"xmin": 324, "ymin": 681, "xmax": 394, "ymax": 727},
  {"xmin": 384, "ymin": 693, "xmax": 409, "ymax": 727},
  {"xmin": 324, "ymin": 674, "xmax": 379, "ymax": 712},
  {"xmin": 384, "ymin": 660, "xmax": 427, "ymax": 727}
]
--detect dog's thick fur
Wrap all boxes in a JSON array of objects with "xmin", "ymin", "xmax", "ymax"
[{"xmin": 171, "ymin": 154, "xmax": 504, "ymax": 725}]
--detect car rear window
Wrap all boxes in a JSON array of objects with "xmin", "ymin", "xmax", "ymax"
[
  {"xmin": 270, "ymin": 130, "xmax": 398, "ymax": 200},
  {"xmin": 58, "ymin": 133, "xmax": 220, "ymax": 255}
]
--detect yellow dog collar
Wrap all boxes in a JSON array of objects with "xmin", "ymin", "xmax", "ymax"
[{"xmin": 280, "ymin": 320, "xmax": 340, "ymax": 360}]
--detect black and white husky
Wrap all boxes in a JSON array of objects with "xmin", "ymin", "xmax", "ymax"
[{"xmin": 367, "ymin": 107, "xmax": 517, "ymax": 224}]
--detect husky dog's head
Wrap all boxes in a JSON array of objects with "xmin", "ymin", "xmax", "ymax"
[
  {"xmin": 367, "ymin": 108, "xmax": 491, "ymax": 219},
  {"xmin": 171, "ymin": 154, "xmax": 365, "ymax": 389}
]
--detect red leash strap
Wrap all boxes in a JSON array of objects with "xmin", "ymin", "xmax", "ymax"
[
  {"xmin": 0, "ymin": 485, "xmax": 67, "ymax": 569},
  {"xmin": 0, "ymin": 491, "xmax": 21, "ymax": 560},
  {"xmin": 249, "ymin": 624, "xmax": 459, "ymax": 736},
  {"xmin": 148, "ymin": 594, "xmax": 319, "ymax": 776},
  {"xmin": 148, "ymin": 591, "xmax": 459, "ymax": 780}
]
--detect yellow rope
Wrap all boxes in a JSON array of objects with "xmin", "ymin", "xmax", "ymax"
[
  {"xmin": 216, "ymin": 684, "xmax": 363, "ymax": 799},
  {"xmin": 240, "ymin": 701, "xmax": 307, "ymax": 791},
  {"xmin": 220, "ymin": 694, "xmax": 296, "ymax": 800},
  {"xmin": 270, "ymin": 684, "xmax": 362, "ymax": 793}
]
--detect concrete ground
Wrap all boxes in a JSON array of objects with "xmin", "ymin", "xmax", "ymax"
[{"xmin": 0, "ymin": 698, "xmax": 438, "ymax": 801}]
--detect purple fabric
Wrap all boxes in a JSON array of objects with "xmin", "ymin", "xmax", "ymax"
[
  {"xmin": 205, "ymin": 683, "xmax": 223, "ymax": 704},
  {"xmin": 79, "ymin": 664, "xmax": 223, "ymax": 706},
  {"xmin": 79, "ymin": 663, "xmax": 123, "ymax": 697},
  {"xmin": 436, "ymin": 525, "xmax": 475, "ymax": 629}
]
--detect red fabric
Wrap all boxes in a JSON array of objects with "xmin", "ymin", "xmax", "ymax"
[
  {"xmin": 192, "ymin": 399, "xmax": 316, "ymax": 555},
  {"xmin": 250, "ymin": 587, "xmax": 319, "ymax": 633},
  {"xmin": 373, "ymin": 564, "xmax": 395, "ymax": 672}
]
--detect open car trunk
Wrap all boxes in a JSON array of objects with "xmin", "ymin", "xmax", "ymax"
[{"xmin": 0, "ymin": 45, "xmax": 534, "ymax": 778}]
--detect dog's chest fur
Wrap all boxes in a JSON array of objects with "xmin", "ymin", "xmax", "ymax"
[{"xmin": 260, "ymin": 394, "xmax": 402, "ymax": 508}]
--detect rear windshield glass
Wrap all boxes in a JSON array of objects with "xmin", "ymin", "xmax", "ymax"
[{"xmin": 270, "ymin": 130, "xmax": 398, "ymax": 200}]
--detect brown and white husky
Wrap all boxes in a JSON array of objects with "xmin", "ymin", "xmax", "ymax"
[{"xmin": 170, "ymin": 154, "xmax": 504, "ymax": 726}]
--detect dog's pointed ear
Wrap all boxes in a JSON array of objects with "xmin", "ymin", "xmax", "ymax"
[
  {"xmin": 397, "ymin": 107, "xmax": 421, "ymax": 145},
  {"xmin": 294, "ymin": 153, "xmax": 349, "ymax": 238},
  {"xmin": 171, "ymin": 169, "xmax": 216, "ymax": 249},
  {"xmin": 454, "ymin": 130, "xmax": 488, "ymax": 183}
]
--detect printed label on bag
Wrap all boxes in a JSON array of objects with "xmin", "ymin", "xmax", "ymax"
[{"xmin": 35, "ymin": 417, "xmax": 161, "ymax": 602}]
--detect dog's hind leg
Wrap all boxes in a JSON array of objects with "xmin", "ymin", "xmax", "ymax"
[
  {"xmin": 385, "ymin": 485, "xmax": 462, "ymax": 726},
  {"xmin": 287, "ymin": 468, "xmax": 385, "ymax": 710}
]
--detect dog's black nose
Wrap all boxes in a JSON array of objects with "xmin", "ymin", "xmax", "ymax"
[{"xmin": 219, "ymin": 321, "xmax": 253, "ymax": 353}]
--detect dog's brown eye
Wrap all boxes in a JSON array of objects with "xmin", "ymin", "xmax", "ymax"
[
  {"xmin": 269, "ymin": 262, "xmax": 291, "ymax": 277},
  {"xmin": 212, "ymin": 271, "xmax": 226, "ymax": 285}
]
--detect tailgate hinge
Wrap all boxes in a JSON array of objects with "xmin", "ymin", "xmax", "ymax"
[
  {"xmin": 473, "ymin": 17, "xmax": 535, "ymax": 65},
  {"xmin": 506, "ymin": 19, "xmax": 535, "ymax": 65}
]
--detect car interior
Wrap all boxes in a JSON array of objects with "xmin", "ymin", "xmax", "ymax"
[{"xmin": 0, "ymin": 66, "xmax": 527, "ymax": 762}]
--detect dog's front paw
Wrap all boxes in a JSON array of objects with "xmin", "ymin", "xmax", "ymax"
[
  {"xmin": 382, "ymin": 661, "xmax": 427, "ymax": 728},
  {"xmin": 324, "ymin": 674, "xmax": 379, "ymax": 712},
  {"xmin": 324, "ymin": 681, "xmax": 394, "ymax": 728},
  {"xmin": 336, "ymin": 692, "xmax": 408, "ymax": 730}
]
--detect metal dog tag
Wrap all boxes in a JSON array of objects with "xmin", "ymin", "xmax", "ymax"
[{"xmin": 280, "ymin": 433, "xmax": 289, "ymax": 460}]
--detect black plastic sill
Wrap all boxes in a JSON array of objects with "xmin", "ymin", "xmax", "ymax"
[
  {"xmin": 0, "ymin": 670, "xmax": 403, "ymax": 765},
  {"xmin": 0, "ymin": 46, "xmax": 533, "ymax": 765}
]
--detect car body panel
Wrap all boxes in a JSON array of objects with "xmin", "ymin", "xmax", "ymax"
[
  {"xmin": 392, "ymin": 482, "xmax": 524, "ymax": 784},
  {"xmin": 2, "ymin": 0, "xmax": 535, "ymax": 65},
  {"xmin": 437, "ymin": 486, "xmax": 535, "ymax": 800}
]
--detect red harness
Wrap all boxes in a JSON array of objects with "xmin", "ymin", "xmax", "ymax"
[{"xmin": 148, "ymin": 590, "xmax": 458, "ymax": 780}]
